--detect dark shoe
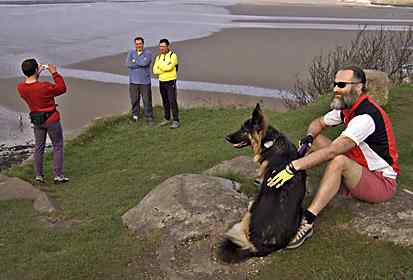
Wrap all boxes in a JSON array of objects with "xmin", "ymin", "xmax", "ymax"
[
  {"xmin": 286, "ymin": 218, "xmax": 314, "ymax": 249},
  {"xmin": 170, "ymin": 121, "xmax": 180, "ymax": 129},
  {"xmin": 159, "ymin": 119, "xmax": 170, "ymax": 127},
  {"xmin": 54, "ymin": 176, "xmax": 69, "ymax": 184},
  {"xmin": 35, "ymin": 176, "xmax": 45, "ymax": 183}
]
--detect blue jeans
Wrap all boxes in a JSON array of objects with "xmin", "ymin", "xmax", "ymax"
[{"xmin": 33, "ymin": 121, "xmax": 64, "ymax": 177}]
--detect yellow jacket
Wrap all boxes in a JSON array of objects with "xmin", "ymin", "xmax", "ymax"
[{"xmin": 153, "ymin": 51, "xmax": 178, "ymax": 82}]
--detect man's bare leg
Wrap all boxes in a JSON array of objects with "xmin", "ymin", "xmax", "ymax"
[
  {"xmin": 287, "ymin": 153, "xmax": 363, "ymax": 249},
  {"xmin": 307, "ymin": 155, "xmax": 363, "ymax": 215},
  {"xmin": 288, "ymin": 133, "xmax": 363, "ymax": 246}
]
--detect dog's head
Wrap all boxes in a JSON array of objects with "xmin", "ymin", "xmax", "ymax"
[{"xmin": 225, "ymin": 103, "xmax": 267, "ymax": 150}]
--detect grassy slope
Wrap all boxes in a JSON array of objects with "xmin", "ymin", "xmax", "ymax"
[{"xmin": 1, "ymin": 85, "xmax": 412, "ymax": 280}]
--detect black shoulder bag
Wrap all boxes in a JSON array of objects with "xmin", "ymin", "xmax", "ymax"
[{"xmin": 29, "ymin": 111, "xmax": 55, "ymax": 126}]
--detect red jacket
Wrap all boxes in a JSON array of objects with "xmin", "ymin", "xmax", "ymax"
[{"xmin": 17, "ymin": 72, "xmax": 67, "ymax": 124}]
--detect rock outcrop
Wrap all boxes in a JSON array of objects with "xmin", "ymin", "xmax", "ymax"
[
  {"xmin": 364, "ymin": 69, "xmax": 391, "ymax": 106},
  {"xmin": 348, "ymin": 187, "xmax": 413, "ymax": 247},
  {"xmin": 204, "ymin": 155, "xmax": 259, "ymax": 178},
  {"xmin": 0, "ymin": 175, "xmax": 57, "ymax": 214},
  {"xmin": 122, "ymin": 174, "xmax": 253, "ymax": 279},
  {"xmin": 122, "ymin": 157, "xmax": 413, "ymax": 279}
]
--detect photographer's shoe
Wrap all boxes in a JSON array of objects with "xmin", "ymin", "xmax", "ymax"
[
  {"xmin": 35, "ymin": 176, "xmax": 45, "ymax": 183},
  {"xmin": 54, "ymin": 176, "xmax": 69, "ymax": 184},
  {"xmin": 132, "ymin": 115, "xmax": 139, "ymax": 122}
]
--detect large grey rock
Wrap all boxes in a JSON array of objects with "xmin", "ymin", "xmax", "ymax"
[
  {"xmin": 122, "ymin": 174, "xmax": 252, "ymax": 280},
  {"xmin": 0, "ymin": 174, "xmax": 41, "ymax": 200},
  {"xmin": 122, "ymin": 174, "xmax": 247, "ymax": 241},
  {"xmin": 348, "ymin": 188, "xmax": 413, "ymax": 246},
  {"xmin": 33, "ymin": 192, "xmax": 57, "ymax": 214},
  {"xmin": 204, "ymin": 155, "xmax": 258, "ymax": 178},
  {"xmin": 0, "ymin": 175, "xmax": 56, "ymax": 214},
  {"xmin": 364, "ymin": 69, "xmax": 391, "ymax": 106}
]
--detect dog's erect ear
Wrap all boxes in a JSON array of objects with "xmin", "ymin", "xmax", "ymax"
[{"xmin": 252, "ymin": 103, "xmax": 264, "ymax": 129}]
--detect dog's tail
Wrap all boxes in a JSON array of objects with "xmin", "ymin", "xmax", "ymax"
[
  {"xmin": 218, "ymin": 238, "xmax": 253, "ymax": 263},
  {"xmin": 218, "ymin": 222, "xmax": 256, "ymax": 263}
]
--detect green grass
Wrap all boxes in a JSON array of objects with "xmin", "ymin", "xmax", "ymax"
[{"xmin": 1, "ymin": 85, "xmax": 412, "ymax": 279}]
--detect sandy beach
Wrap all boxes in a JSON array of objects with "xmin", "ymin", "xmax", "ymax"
[
  {"xmin": 1, "ymin": 26, "xmax": 362, "ymax": 137},
  {"xmin": 68, "ymin": 28, "xmax": 362, "ymax": 89}
]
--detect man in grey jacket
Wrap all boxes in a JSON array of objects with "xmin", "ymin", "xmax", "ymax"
[{"xmin": 126, "ymin": 36, "xmax": 154, "ymax": 125}]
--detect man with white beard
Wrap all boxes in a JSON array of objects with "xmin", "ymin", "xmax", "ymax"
[{"xmin": 267, "ymin": 66, "xmax": 400, "ymax": 249}]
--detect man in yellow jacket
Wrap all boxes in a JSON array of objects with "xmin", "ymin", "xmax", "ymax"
[{"xmin": 153, "ymin": 38, "xmax": 180, "ymax": 128}]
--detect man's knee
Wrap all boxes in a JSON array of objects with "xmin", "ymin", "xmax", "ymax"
[{"xmin": 327, "ymin": 154, "xmax": 348, "ymax": 171}]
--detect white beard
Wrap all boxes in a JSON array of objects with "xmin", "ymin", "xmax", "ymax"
[{"xmin": 330, "ymin": 96, "xmax": 345, "ymax": 110}]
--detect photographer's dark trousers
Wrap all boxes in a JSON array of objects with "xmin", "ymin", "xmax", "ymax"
[
  {"xmin": 34, "ymin": 121, "xmax": 64, "ymax": 177},
  {"xmin": 159, "ymin": 80, "xmax": 179, "ymax": 122},
  {"xmin": 129, "ymin": 83, "xmax": 154, "ymax": 120}
]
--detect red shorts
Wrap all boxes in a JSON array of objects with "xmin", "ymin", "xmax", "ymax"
[{"xmin": 345, "ymin": 167, "xmax": 397, "ymax": 203}]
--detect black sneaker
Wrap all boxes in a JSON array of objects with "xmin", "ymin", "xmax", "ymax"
[
  {"xmin": 54, "ymin": 176, "xmax": 69, "ymax": 184},
  {"xmin": 286, "ymin": 218, "xmax": 314, "ymax": 249}
]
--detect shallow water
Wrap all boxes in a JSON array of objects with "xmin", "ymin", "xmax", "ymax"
[
  {"xmin": 0, "ymin": 105, "xmax": 33, "ymax": 145},
  {"xmin": 0, "ymin": 0, "xmax": 236, "ymax": 78},
  {"xmin": 2, "ymin": 0, "xmax": 413, "ymax": 145},
  {"xmin": 2, "ymin": 0, "xmax": 412, "ymax": 78}
]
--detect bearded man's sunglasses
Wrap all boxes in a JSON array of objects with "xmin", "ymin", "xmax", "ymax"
[{"xmin": 334, "ymin": 81, "xmax": 361, "ymax": 88}]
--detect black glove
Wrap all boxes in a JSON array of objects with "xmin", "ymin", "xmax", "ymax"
[{"xmin": 299, "ymin": 134, "xmax": 314, "ymax": 148}]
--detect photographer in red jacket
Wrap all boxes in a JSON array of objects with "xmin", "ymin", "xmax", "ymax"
[{"xmin": 17, "ymin": 58, "xmax": 69, "ymax": 184}]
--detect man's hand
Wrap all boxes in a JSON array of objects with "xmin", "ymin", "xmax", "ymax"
[
  {"xmin": 299, "ymin": 134, "xmax": 314, "ymax": 149},
  {"xmin": 47, "ymin": 64, "xmax": 57, "ymax": 74},
  {"xmin": 267, "ymin": 162, "xmax": 298, "ymax": 188}
]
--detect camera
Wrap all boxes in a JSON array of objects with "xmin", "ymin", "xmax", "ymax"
[{"xmin": 41, "ymin": 64, "xmax": 49, "ymax": 70}]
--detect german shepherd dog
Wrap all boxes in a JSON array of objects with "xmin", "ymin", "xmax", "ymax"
[{"xmin": 219, "ymin": 104, "xmax": 306, "ymax": 263}]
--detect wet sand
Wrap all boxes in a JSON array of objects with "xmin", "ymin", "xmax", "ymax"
[
  {"xmin": 68, "ymin": 28, "xmax": 361, "ymax": 89},
  {"xmin": 2, "ymin": 2, "xmax": 410, "ymax": 140},
  {"xmin": 3, "ymin": 26, "xmax": 362, "ymax": 137},
  {"xmin": 0, "ymin": 26, "xmax": 380, "ymax": 139}
]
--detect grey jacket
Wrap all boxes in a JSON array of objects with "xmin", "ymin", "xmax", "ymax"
[{"xmin": 126, "ymin": 48, "xmax": 152, "ymax": 85}]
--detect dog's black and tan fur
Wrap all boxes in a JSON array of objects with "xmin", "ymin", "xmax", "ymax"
[{"xmin": 219, "ymin": 104, "xmax": 306, "ymax": 263}]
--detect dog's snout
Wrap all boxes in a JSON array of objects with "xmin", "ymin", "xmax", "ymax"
[{"xmin": 225, "ymin": 135, "xmax": 232, "ymax": 142}]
